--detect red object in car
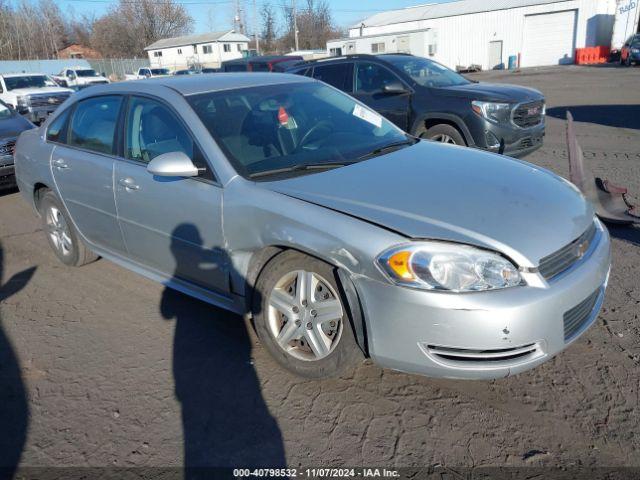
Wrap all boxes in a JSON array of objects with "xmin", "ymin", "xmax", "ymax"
[{"xmin": 278, "ymin": 106, "xmax": 289, "ymax": 125}]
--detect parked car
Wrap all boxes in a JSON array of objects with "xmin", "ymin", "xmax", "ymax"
[
  {"xmin": 0, "ymin": 99, "xmax": 34, "ymax": 189},
  {"xmin": 173, "ymin": 69, "xmax": 198, "ymax": 76},
  {"xmin": 221, "ymin": 56, "xmax": 304, "ymax": 73},
  {"xmin": 0, "ymin": 73, "xmax": 73, "ymax": 124},
  {"xmin": 53, "ymin": 67, "xmax": 110, "ymax": 89},
  {"xmin": 620, "ymin": 34, "xmax": 640, "ymax": 66},
  {"xmin": 248, "ymin": 55, "xmax": 303, "ymax": 72},
  {"xmin": 125, "ymin": 67, "xmax": 172, "ymax": 80},
  {"xmin": 14, "ymin": 74, "xmax": 610, "ymax": 380},
  {"xmin": 201, "ymin": 68, "xmax": 220, "ymax": 74},
  {"xmin": 288, "ymin": 54, "xmax": 546, "ymax": 158}
]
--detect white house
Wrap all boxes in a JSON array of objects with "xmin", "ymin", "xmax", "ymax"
[
  {"xmin": 145, "ymin": 30, "xmax": 251, "ymax": 70},
  {"xmin": 327, "ymin": 0, "xmax": 619, "ymax": 70}
]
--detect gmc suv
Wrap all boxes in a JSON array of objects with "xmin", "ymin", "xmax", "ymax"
[{"xmin": 288, "ymin": 54, "xmax": 545, "ymax": 157}]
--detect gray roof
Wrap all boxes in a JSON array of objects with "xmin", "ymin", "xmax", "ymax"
[
  {"xmin": 145, "ymin": 30, "xmax": 250, "ymax": 51},
  {"xmin": 70, "ymin": 72, "xmax": 312, "ymax": 98},
  {"xmin": 352, "ymin": 0, "xmax": 571, "ymax": 28}
]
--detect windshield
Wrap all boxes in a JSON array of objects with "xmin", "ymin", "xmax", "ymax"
[
  {"xmin": 151, "ymin": 68, "xmax": 170, "ymax": 75},
  {"xmin": 76, "ymin": 69, "xmax": 98, "ymax": 77},
  {"xmin": 188, "ymin": 82, "xmax": 411, "ymax": 179},
  {"xmin": 0, "ymin": 101, "xmax": 12, "ymax": 119},
  {"xmin": 4, "ymin": 75, "xmax": 53, "ymax": 90},
  {"xmin": 384, "ymin": 56, "xmax": 470, "ymax": 88}
]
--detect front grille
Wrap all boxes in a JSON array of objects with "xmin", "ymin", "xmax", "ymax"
[
  {"xmin": 0, "ymin": 139, "xmax": 16, "ymax": 158},
  {"xmin": 28, "ymin": 93, "xmax": 70, "ymax": 109},
  {"xmin": 512, "ymin": 100, "xmax": 544, "ymax": 128},
  {"xmin": 564, "ymin": 289, "xmax": 601, "ymax": 342},
  {"xmin": 538, "ymin": 222, "xmax": 597, "ymax": 280},
  {"xmin": 425, "ymin": 343, "xmax": 539, "ymax": 365},
  {"xmin": 520, "ymin": 137, "xmax": 533, "ymax": 148}
]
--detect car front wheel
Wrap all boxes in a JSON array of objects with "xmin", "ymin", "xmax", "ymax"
[
  {"xmin": 252, "ymin": 250, "xmax": 363, "ymax": 378},
  {"xmin": 416, "ymin": 123, "xmax": 466, "ymax": 146}
]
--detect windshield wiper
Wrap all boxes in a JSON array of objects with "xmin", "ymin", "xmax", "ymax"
[
  {"xmin": 357, "ymin": 138, "xmax": 417, "ymax": 160},
  {"xmin": 249, "ymin": 161, "xmax": 359, "ymax": 179}
]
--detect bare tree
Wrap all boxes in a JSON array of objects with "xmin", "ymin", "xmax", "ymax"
[
  {"xmin": 260, "ymin": 2, "xmax": 278, "ymax": 53},
  {"xmin": 91, "ymin": 0, "xmax": 193, "ymax": 58}
]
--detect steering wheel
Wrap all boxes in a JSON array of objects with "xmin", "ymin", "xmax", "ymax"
[{"xmin": 296, "ymin": 120, "xmax": 334, "ymax": 151}]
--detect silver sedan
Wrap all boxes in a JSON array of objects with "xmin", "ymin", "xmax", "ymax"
[{"xmin": 13, "ymin": 73, "xmax": 611, "ymax": 379}]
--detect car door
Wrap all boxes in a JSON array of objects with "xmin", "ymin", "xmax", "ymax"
[
  {"xmin": 114, "ymin": 95, "xmax": 229, "ymax": 294},
  {"xmin": 49, "ymin": 95, "xmax": 127, "ymax": 253},
  {"xmin": 352, "ymin": 62, "xmax": 411, "ymax": 131}
]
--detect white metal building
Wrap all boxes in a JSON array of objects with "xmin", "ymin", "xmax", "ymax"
[
  {"xmin": 145, "ymin": 30, "xmax": 251, "ymax": 70},
  {"xmin": 327, "ymin": 0, "xmax": 618, "ymax": 70}
]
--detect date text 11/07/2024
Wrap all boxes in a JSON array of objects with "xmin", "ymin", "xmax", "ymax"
[{"xmin": 233, "ymin": 468, "xmax": 401, "ymax": 478}]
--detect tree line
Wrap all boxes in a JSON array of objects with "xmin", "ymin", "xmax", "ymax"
[{"xmin": 0, "ymin": 0, "xmax": 343, "ymax": 61}]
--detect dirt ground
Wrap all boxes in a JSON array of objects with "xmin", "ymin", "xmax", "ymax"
[{"xmin": 1, "ymin": 64, "xmax": 639, "ymax": 475}]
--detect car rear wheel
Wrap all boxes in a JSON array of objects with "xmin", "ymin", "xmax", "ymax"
[
  {"xmin": 252, "ymin": 250, "xmax": 362, "ymax": 378},
  {"xmin": 40, "ymin": 190, "xmax": 98, "ymax": 267},
  {"xmin": 417, "ymin": 124, "xmax": 466, "ymax": 146}
]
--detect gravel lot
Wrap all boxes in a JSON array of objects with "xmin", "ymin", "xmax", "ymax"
[{"xmin": 1, "ymin": 64, "xmax": 639, "ymax": 475}]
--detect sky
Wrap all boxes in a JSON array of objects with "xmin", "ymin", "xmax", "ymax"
[{"xmin": 57, "ymin": 0, "xmax": 451, "ymax": 34}]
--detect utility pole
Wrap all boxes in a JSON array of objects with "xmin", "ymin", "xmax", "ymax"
[
  {"xmin": 253, "ymin": 0, "xmax": 260, "ymax": 54},
  {"xmin": 292, "ymin": 0, "xmax": 299, "ymax": 52}
]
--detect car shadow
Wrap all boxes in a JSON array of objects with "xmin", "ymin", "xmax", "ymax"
[
  {"xmin": 606, "ymin": 223, "xmax": 640, "ymax": 247},
  {"xmin": 0, "ymin": 242, "xmax": 36, "ymax": 478},
  {"xmin": 546, "ymin": 105, "xmax": 640, "ymax": 130},
  {"xmin": 159, "ymin": 224, "xmax": 286, "ymax": 477}
]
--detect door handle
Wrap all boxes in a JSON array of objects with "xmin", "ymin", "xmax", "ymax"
[
  {"xmin": 118, "ymin": 177, "xmax": 140, "ymax": 191},
  {"xmin": 53, "ymin": 159, "xmax": 69, "ymax": 170}
]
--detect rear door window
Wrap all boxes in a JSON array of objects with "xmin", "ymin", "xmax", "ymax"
[
  {"xmin": 311, "ymin": 63, "xmax": 354, "ymax": 92},
  {"xmin": 68, "ymin": 96, "xmax": 122, "ymax": 155}
]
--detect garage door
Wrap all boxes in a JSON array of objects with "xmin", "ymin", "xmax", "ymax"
[{"xmin": 521, "ymin": 10, "xmax": 577, "ymax": 67}]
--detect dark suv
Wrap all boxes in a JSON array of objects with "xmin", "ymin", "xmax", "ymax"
[{"xmin": 288, "ymin": 54, "xmax": 545, "ymax": 157}]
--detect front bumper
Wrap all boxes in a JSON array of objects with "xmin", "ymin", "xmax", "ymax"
[
  {"xmin": 355, "ymin": 222, "xmax": 611, "ymax": 380},
  {"xmin": 0, "ymin": 161, "xmax": 16, "ymax": 188},
  {"xmin": 468, "ymin": 114, "xmax": 545, "ymax": 158}
]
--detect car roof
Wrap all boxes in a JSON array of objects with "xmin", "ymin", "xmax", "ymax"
[
  {"xmin": 1, "ymin": 72, "xmax": 50, "ymax": 77},
  {"xmin": 286, "ymin": 53, "xmax": 413, "ymax": 70},
  {"xmin": 74, "ymin": 72, "xmax": 314, "ymax": 97}
]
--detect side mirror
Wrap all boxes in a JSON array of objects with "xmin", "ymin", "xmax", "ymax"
[
  {"xmin": 147, "ymin": 151, "xmax": 200, "ymax": 177},
  {"xmin": 382, "ymin": 81, "xmax": 409, "ymax": 94}
]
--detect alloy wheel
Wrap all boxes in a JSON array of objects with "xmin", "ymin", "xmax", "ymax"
[
  {"xmin": 430, "ymin": 133, "xmax": 457, "ymax": 144},
  {"xmin": 45, "ymin": 206, "xmax": 73, "ymax": 257},
  {"xmin": 267, "ymin": 269, "xmax": 344, "ymax": 361}
]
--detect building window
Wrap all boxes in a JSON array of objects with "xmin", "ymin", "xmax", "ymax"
[
  {"xmin": 223, "ymin": 44, "xmax": 231, "ymax": 52},
  {"xmin": 70, "ymin": 53, "xmax": 83, "ymax": 59},
  {"xmin": 153, "ymin": 51, "xmax": 163, "ymax": 57},
  {"xmin": 371, "ymin": 42, "xmax": 385, "ymax": 53},
  {"xmin": 237, "ymin": 44, "xmax": 242, "ymax": 52},
  {"xmin": 329, "ymin": 47, "xmax": 342, "ymax": 56},
  {"xmin": 202, "ymin": 45, "xmax": 213, "ymax": 54},
  {"xmin": 177, "ymin": 48, "xmax": 182, "ymax": 54}
]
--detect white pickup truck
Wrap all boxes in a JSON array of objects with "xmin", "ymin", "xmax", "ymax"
[
  {"xmin": 52, "ymin": 67, "xmax": 110, "ymax": 90},
  {"xmin": 125, "ymin": 67, "xmax": 172, "ymax": 80},
  {"xmin": 0, "ymin": 73, "xmax": 74, "ymax": 124}
]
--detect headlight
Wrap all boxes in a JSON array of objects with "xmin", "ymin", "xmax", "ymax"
[
  {"xmin": 471, "ymin": 100, "xmax": 512, "ymax": 124},
  {"xmin": 377, "ymin": 242, "xmax": 522, "ymax": 292},
  {"xmin": 631, "ymin": 48, "xmax": 640, "ymax": 54},
  {"xmin": 16, "ymin": 95, "xmax": 29, "ymax": 107}
]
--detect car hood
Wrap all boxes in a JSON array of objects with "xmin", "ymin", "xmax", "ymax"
[
  {"xmin": 0, "ymin": 114, "xmax": 33, "ymax": 138},
  {"xmin": 434, "ymin": 82, "xmax": 543, "ymax": 103},
  {"xmin": 9, "ymin": 86, "xmax": 73, "ymax": 96},
  {"xmin": 262, "ymin": 141, "xmax": 593, "ymax": 267}
]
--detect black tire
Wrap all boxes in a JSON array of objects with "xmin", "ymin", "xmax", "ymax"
[
  {"xmin": 416, "ymin": 123, "xmax": 466, "ymax": 146},
  {"xmin": 252, "ymin": 250, "xmax": 363, "ymax": 378},
  {"xmin": 39, "ymin": 190, "xmax": 99, "ymax": 267},
  {"xmin": 625, "ymin": 56, "xmax": 632, "ymax": 67}
]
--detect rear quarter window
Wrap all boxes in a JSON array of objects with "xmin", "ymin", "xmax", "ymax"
[{"xmin": 46, "ymin": 108, "xmax": 72, "ymax": 144}]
